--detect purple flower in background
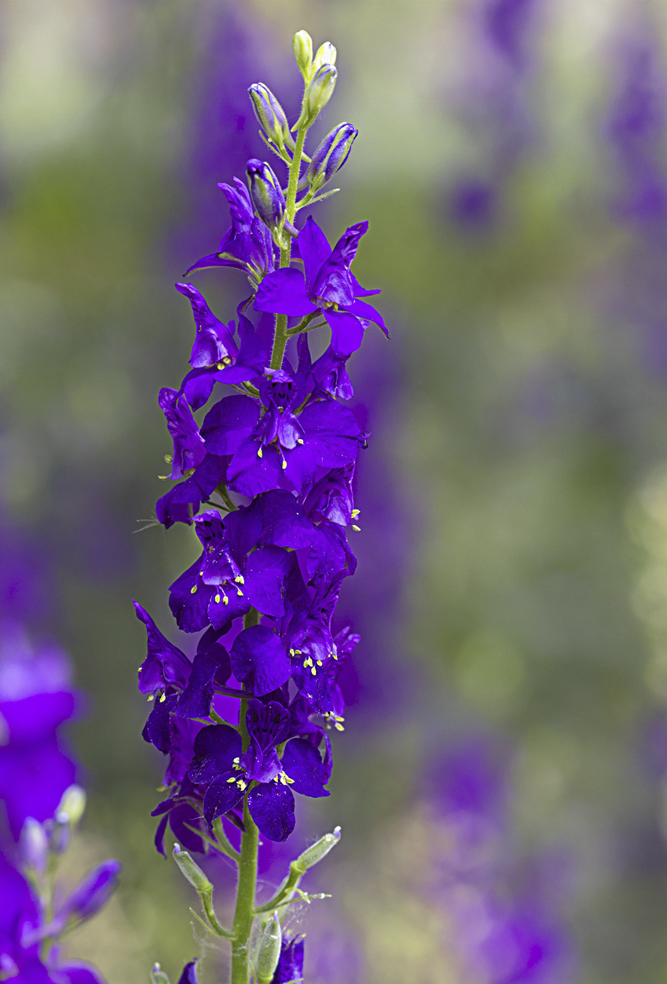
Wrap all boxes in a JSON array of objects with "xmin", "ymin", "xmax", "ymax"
[
  {"xmin": 605, "ymin": 31, "xmax": 667, "ymax": 232},
  {"xmin": 426, "ymin": 737, "xmax": 575, "ymax": 983},
  {"xmin": 0, "ymin": 622, "xmax": 78, "ymax": 840},
  {"xmin": 0, "ymin": 852, "xmax": 107, "ymax": 984},
  {"xmin": 446, "ymin": 0, "xmax": 542, "ymax": 229},
  {"xmin": 270, "ymin": 934, "xmax": 304, "ymax": 984}
]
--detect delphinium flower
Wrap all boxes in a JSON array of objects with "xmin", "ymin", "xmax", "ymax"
[
  {"xmin": 445, "ymin": 0, "xmax": 543, "ymax": 229},
  {"xmin": 0, "ymin": 786, "xmax": 119, "ymax": 984},
  {"xmin": 426, "ymin": 738, "xmax": 575, "ymax": 983},
  {"xmin": 135, "ymin": 29, "xmax": 385, "ymax": 984}
]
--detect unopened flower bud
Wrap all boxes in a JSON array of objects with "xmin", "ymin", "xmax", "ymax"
[
  {"xmin": 48, "ymin": 815, "xmax": 70, "ymax": 855},
  {"xmin": 293, "ymin": 30, "xmax": 313, "ymax": 79},
  {"xmin": 312, "ymin": 42, "xmax": 337, "ymax": 74},
  {"xmin": 307, "ymin": 123, "xmax": 358, "ymax": 192},
  {"xmin": 151, "ymin": 963, "xmax": 171, "ymax": 984},
  {"xmin": 60, "ymin": 859, "xmax": 121, "ymax": 923},
  {"xmin": 257, "ymin": 913, "xmax": 282, "ymax": 984},
  {"xmin": 248, "ymin": 84, "xmax": 293, "ymax": 152},
  {"xmin": 177, "ymin": 960, "xmax": 199, "ymax": 984},
  {"xmin": 57, "ymin": 785, "xmax": 86, "ymax": 826},
  {"xmin": 172, "ymin": 844, "xmax": 213, "ymax": 896},
  {"xmin": 293, "ymin": 826, "xmax": 341, "ymax": 874},
  {"xmin": 20, "ymin": 818, "xmax": 48, "ymax": 875},
  {"xmin": 246, "ymin": 159, "xmax": 287, "ymax": 235},
  {"xmin": 294, "ymin": 65, "xmax": 338, "ymax": 131}
]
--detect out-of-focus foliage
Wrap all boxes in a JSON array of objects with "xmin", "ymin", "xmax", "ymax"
[{"xmin": 4, "ymin": 0, "xmax": 667, "ymax": 982}]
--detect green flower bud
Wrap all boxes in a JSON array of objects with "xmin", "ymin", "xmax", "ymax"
[
  {"xmin": 312, "ymin": 42, "xmax": 337, "ymax": 74},
  {"xmin": 172, "ymin": 844, "xmax": 214, "ymax": 895},
  {"xmin": 248, "ymin": 84, "xmax": 294, "ymax": 152},
  {"xmin": 293, "ymin": 65, "xmax": 338, "ymax": 131},
  {"xmin": 293, "ymin": 826, "xmax": 341, "ymax": 874},
  {"xmin": 20, "ymin": 818, "xmax": 48, "ymax": 875},
  {"xmin": 256, "ymin": 913, "xmax": 282, "ymax": 984},
  {"xmin": 57, "ymin": 785, "xmax": 86, "ymax": 826},
  {"xmin": 150, "ymin": 963, "xmax": 171, "ymax": 984},
  {"xmin": 293, "ymin": 30, "xmax": 313, "ymax": 79}
]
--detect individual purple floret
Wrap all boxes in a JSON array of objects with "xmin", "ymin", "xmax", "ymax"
[{"xmin": 254, "ymin": 217, "xmax": 386, "ymax": 355}]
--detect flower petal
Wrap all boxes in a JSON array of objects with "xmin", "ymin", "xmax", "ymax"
[
  {"xmin": 201, "ymin": 395, "xmax": 260, "ymax": 455},
  {"xmin": 282, "ymin": 738, "xmax": 330, "ymax": 797},
  {"xmin": 346, "ymin": 297, "xmax": 388, "ymax": 337},
  {"xmin": 134, "ymin": 601, "xmax": 192, "ymax": 693},
  {"xmin": 189, "ymin": 724, "xmax": 242, "ymax": 784},
  {"xmin": 247, "ymin": 782, "xmax": 295, "ymax": 842},
  {"xmin": 244, "ymin": 546, "xmax": 291, "ymax": 616},
  {"xmin": 254, "ymin": 268, "xmax": 318, "ymax": 317},
  {"xmin": 230, "ymin": 625, "xmax": 291, "ymax": 696},
  {"xmin": 203, "ymin": 775, "xmax": 246, "ymax": 824},
  {"xmin": 227, "ymin": 438, "xmax": 283, "ymax": 497},
  {"xmin": 324, "ymin": 309, "xmax": 365, "ymax": 356},
  {"xmin": 297, "ymin": 216, "xmax": 333, "ymax": 295}
]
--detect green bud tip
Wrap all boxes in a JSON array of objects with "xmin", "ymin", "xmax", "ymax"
[
  {"xmin": 313, "ymin": 42, "xmax": 337, "ymax": 73},
  {"xmin": 56, "ymin": 785, "xmax": 86, "ymax": 826},
  {"xmin": 293, "ymin": 64, "xmax": 338, "ymax": 132},
  {"xmin": 293, "ymin": 30, "xmax": 313, "ymax": 78}
]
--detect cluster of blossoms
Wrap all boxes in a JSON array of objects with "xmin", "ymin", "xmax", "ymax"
[{"xmin": 135, "ymin": 29, "xmax": 385, "ymax": 984}]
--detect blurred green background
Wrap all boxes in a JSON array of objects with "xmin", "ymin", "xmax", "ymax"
[{"xmin": 4, "ymin": 0, "xmax": 667, "ymax": 981}]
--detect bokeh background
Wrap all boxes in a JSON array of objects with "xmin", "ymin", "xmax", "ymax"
[{"xmin": 4, "ymin": 0, "xmax": 667, "ymax": 981}]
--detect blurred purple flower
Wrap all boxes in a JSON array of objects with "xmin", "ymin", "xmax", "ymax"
[
  {"xmin": 427, "ymin": 737, "xmax": 576, "ymax": 983},
  {"xmin": 0, "ymin": 622, "xmax": 78, "ymax": 840},
  {"xmin": 446, "ymin": 0, "xmax": 542, "ymax": 230},
  {"xmin": 605, "ymin": 31, "xmax": 667, "ymax": 233}
]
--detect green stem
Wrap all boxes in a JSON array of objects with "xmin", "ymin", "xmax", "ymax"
[
  {"xmin": 270, "ymin": 126, "xmax": 308, "ymax": 371},
  {"xmin": 230, "ymin": 797, "xmax": 260, "ymax": 984}
]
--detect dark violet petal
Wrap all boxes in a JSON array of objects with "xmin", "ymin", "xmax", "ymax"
[
  {"xmin": 312, "ymin": 345, "xmax": 354, "ymax": 401},
  {"xmin": 155, "ymin": 490, "xmax": 197, "ymax": 529},
  {"xmin": 158, "ymin": 388, "xmax": 207, "ymax": 480},
  {"xmin": 273, "ymin": 936, "xmax": 305, "ymax": 984},
  {"xmin": 154, "ymin": 812, "xmax": 170, "ymax": 857},
  {"xmin": 324, "ymin": 309, "xmax": 365, "ymax": 356},
  {"xmin": 285, "ymin": 400, "xmax": 364, "ymax": 492},
  {"xmin": 244, "ymin": 546, "xmax": 291, "ymax": 616},
  {"xmin": 201, "ymin": 395, "xmax": 260, "ymax": 455},
  {"xmin": 185, "ymin": 251, "xmax": 248, "ymax": 275},
  {"xmin": 165, "ymin": 716, "xmax": 201, "ymax": 786},
  {"xmin": 203, "ymin": 775, "xmax": 245, "ymax": 824},
  {"xmin": 170, "ymin": 802, "xmax": 206, "ymax": 855},
  {"xmin": 244, "ymin": 698, "xmax": 291, "ymax": 782},
  {"xmin": 189, "ymin": 724, "xmax": 242, "ymax": 784},
  {"xmin": 169, "ymin": 559, "xmax": 216, "ymax": 633},
  {"xmin": 297, "ymin": 216, "xmax": 333, "ymax": 296},
  {"xmin": 227, "ymin": 438, "xmax": 283, "ymax": 497},
  {"xmin": 302, "ymin": 462, "xmax": 355, "ymax": 526},
  {"xmin": 208, "ymin": 586, "xmax": 251, "ymax": 629},
  {"xmin": 174, "ymin": 652, "xmax": 228, "ymax": 720},
  {"xmin": 258, "ymin": 490, "xmax": 316, "ymax": 549},
  {"xmin": 177, "ymin": 960, "xmax": 199, "ymax": 984},
  {"xmin": 346, "ymin": 297, "xmax": 388, "ymax": 336},
  {"xmin": 59, "ymin": 860, "xmax": 121, "ymax": 922},
  {"xmin": 254, "ymin": 268, "xmax": 318, "ymax": 318},
  {"xmin": 224, "ymin": 498, "xmax": 264, "ymax": 561},
  {"xmin": 230, "ymin": 625, "xmax": 291, "ymax": 696},
  {"xmin": 180, "ymin": 367, "xmax": 218, "ymax": 411},
  {"xmin": 326, "ymin": 220, "xmax": 368, "ymax": 270},
  {"xmin": 247, "ymin": 782, "xmax": 295, "ymax": 842},
  {"xmin": 282, "ymin": 737, "xmax": 330, "ymax": 797},
  {"xmin": 307, "ymin": 521, "xmax": 357, "ymax": 584},
  {"xmin": 175, "ymin": 282, "xmax": 238, "ymax": 368},
  {"xmin": 156, "ymin": 454, "xmax": 227, "ymax": 530},
  {"xmin": 142, "ymin": 693, "xmax": 178, "ymax": 753},
  {"xmin": 134, "ymin": 601, "xmax": 192, "ymax": 694}
]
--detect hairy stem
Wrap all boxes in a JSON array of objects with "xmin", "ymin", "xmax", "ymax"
[
  {"xmin": 230, "ymin": 797, "xmax": 260, "ymax": 984},
  {"xmin": 270, "ymin": 125, "xmax": 308, "ymax": 371}
]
